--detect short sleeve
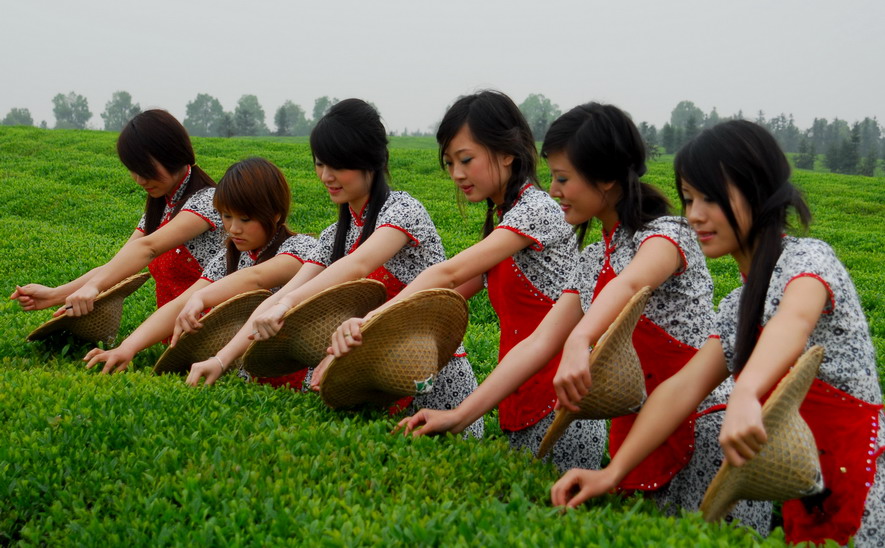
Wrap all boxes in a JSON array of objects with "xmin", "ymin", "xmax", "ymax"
[
  {"xmin": 181, "ymin": 187, "xmax": 221, "ymax": 230},
  {"xmin": 304, "ymin": 224, "xmax": 337, "ymax": 267},
  {"xmin": 278, "ymin": 234, "xmax": 317, "ymax": 263},
  {"xmin": 136, "ymin": 213, "xmax": 146, "ymax": 232},
  {"xmin": 777, "ymin": 239, "xmax": 840, "ymax": 314},
  {"xmin": 634, "ymin": 217, "xmax": 692, "ymax": 273},
  {"xmin": 496, "ymin": 187, "xmax": 566, "ymax": 251},
  {"xmin": 200, "ymin": 249, "xmax": 228, "ymax": 282},
  {"xmin": 375, "ymin": 192, "xmax": 435, "ymax": 248}
]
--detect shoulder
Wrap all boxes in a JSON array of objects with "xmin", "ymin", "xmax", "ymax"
[{"xmin": 634, "ymin": 216, "xmax": 693, "ymax": 242}]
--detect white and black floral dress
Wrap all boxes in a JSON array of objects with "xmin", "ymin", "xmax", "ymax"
[
  {"xmin": 200, "ymin": 233, "xmax": 318, "ymax": 287},
  {"xmin": 714, "ymin": 237, "xmax": 883, "ymax": 546}
]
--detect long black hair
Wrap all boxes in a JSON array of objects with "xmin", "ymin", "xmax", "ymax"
[
  {"xmin": 214, "ymin": 158, "xmax": 294, "ymax": 275},
  {"xmin": 117, "ymin": 109, "xmax": 216, "ymax": 233},
  {"xmin": 674, "ymin": 120, "xmax": 811, "ymax": 373},
  {"xmin": 541, "ymin": 102, "xmax": 670, "ymax": 245},
  {"xmin": 436, "ymin": 90, "xmax": 539, "ymax": 238},
  {"xmin": 310, "ymin": 99, "xmax": 390, "ymax": 262}
]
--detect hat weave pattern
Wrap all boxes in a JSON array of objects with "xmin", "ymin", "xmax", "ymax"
[
  {"xmin": 537, "ymin": 286, "xmax": 651, "ymax": 459},
  {"xmin": 242, "ymin": 279, "xmax": 387, "ymax": 378},
  {"xmin": 153, "ymin": 289, "xmax": 272, "ymax": 375},
  {"xmin": 700, "ymin": 346, "xmax": 825, "ymax": 522},
  {"xmin": 320, "ymin": 289, "xmax": 468, "ymax": 409},
  {"xmin": 27, "ymin": 272, "xmax": 151, "ymax": 345}
]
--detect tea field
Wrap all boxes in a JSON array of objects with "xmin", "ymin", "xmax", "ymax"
[{"xmin": 0, "ymin": 126, "xmax": 882, "ymax": 546}]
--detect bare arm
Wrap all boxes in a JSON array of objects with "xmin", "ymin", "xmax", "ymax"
[
  {"xmin": 551, "ymin": 338, "xmax": 730, "ymax": 507},
  {"xmin": 61, "ymin": 211, "xmax": 213, "ymax": 316},
  {"xmin": 555, "ymin": 236, "xmax": 685, "ymax": 411},
  {"xmin": 82, "ymin": 278, "xmax": 209, "ymax": 374},
  {"xmin": 10, "ymin": 230, "xmax": 144, "ymax": 310},
  {"xmin": 719, "ymin": 276, "xmax": 828, "ymax": 466},
  {"xmin": 172, "ymin": 254, "xmax": 305, "ymax": 345},
  {"xmin": 396, "ymin": 293, "xmax": 585, "ymax": 436}
]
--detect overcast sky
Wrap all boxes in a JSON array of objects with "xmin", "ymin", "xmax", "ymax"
[{"xmin": 2, "ymin": 0, "xmax": 882, "ymax": 133}]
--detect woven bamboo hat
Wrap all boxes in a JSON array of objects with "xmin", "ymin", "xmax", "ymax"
[
  {"xmin": 26, "ymin": 272, "xmax": 151, "ymax": 345},
  {"xmin": 242, "ymin": 279, "xmax": 387, "ymax": 378},
  {"xmin": 700, "ymin": 346, "xmax": 825, "ymax": 522},
  {"xmin": 537, "ymin": 286, "xmax": 652, "ymax": 459},
  {"xmin": 319, "ymin": 288, "xmax": 468, "ymax": 409},
  {"xmin": 152, "ymin": 289, "xmax": 272, "ymax": 375}
]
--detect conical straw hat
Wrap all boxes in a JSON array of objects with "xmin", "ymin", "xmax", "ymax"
[
  {"xmin": 26, "ymin": 272, "xmax": 151, "ymax": 345},
  {"xmin": 537, "ymin": 286, "xmax": 651, "ymax": 459},
  {"xmin": 319, "ymin": 288, "xmax": 468, "ymax": 409},
  {"xmin": 700, "ymin": 346, "xmax": 825, "ymax": 522},
  {"xmin": 153, "ymin": 289, "xmax": 272, "ymax": 375},
  {"xmin": 242, "ymin": 279, "xmax": 387, "ymax": 378}
]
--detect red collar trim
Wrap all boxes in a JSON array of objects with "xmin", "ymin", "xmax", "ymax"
[
  {"xmin": 602, "ymin": 221, "xmax": 621, "ymax": 254},
  {"xmin": 247, "ymin": 249, "xmax": 260, "ymax": 261},
  {"xmin": 164, "ymin": 165, "xmax": 192, "ymax": 207},
  {"xmin": 349, "ymin": 201, "xmax": 369, "ymax": 227}
]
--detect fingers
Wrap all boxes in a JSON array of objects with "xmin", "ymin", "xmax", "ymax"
[
  {"xmin": 310, "ymin": 355, "xmax": 333, "ymax": 391},
  {"xmin": 721, "ymin": 427, "xmax": 767, "ymax": 467},
  {"xmin": 170, "ymin": 324, "xmax": 183, "ymax": 348},
  {"xmin": 100, "ymin": 355, "xmax": 129, "ymax": 375},
  {"xmin": 83, "ymin": 349, "xmax": 108, "ymax": 369},
  {"xmin": 550, "ymin": 469, "xmax": 607, "ymax": 509},
  {"xmin": 329, "ymin": 318, "xmax": 365, "ymax": 357},
  {"xmin": 185, "ymin": 361, "xmax": 219, "ymax": 387}
]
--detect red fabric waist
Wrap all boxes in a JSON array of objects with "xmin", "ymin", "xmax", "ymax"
[
  {"xmin": 366, "ymin": 264, "xmax": 406, "ymax": 301},
  {"xmin": 148, "ymin": 245, "xmax": 203, "ymax": 308},
  {"xmin": 487, "ymin": 257, "xmax": 558, "ymax": 430},
  {"xmin": 781, "ymin": 378, "xmax": 883, "ymax": 545},
  {"xmin": 611, "ymin": 317, "xmax": 698, "ymax": 490}
]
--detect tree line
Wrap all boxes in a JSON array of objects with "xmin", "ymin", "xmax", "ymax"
[{"xmin": 2, "ymin": 93, "xmax": 882, "ymax": 176}]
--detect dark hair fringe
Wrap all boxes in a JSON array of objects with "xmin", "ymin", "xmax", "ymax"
[
  {"xmin": 117, "ymin": 109, "xmax": 216, "ymax": 234},
  {"xmin": 436, "ymin": 90, "xmax": 539, "ymax": 239},
  {"xmin": 674, "ymin": 120, "xmax": 811, "ymax": 373},
  {"xmin": 541, "ymin": 102, "xmax": 670, "ymax": 247}
]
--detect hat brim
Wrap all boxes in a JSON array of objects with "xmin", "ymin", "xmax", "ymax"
[
  {"xmin": 26, "ymin": 272, "xmax": 151, "ymax": 345},
  {"xmin": 242, "ymin": 279, "xmax": 387, "ymax": 378},
  {"xmin": 319, "ymin": 288, "xmax": 468, "ymax": 409},
  {"xmin": 538, "ymin": 286, "xmax": 651, "ymax": 459},
  {"xmin": 153, "ymin": 289, "xmax": 272, "ymax": 375},
  {"xmin": 700, "ymin": 346, "xmax": 825, "ymax": 522}
]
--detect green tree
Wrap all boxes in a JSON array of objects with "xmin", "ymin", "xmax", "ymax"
[
  {"xmin": 519, "ymin": 93, "xmax": 561, "ymax": 141},
  {"xmin": 669, "ymin": 101, "xmax": 704, "ymax": 130},
  {"xmin": 218, "ymin": 112, "xmax": 235, "ymax": 138},
  {"xmin": 704, "ymin": 107, "xmax": 721, "ymax": 128},
  {"xmin": 233, "ymin": 95, "xmax": 268, "ymax": 136},
  {"xmin": 184, "ymin": 93, "xmax": 226, "ymax": 137},
  {"xmin": 683, "ymin": 116, "xmax": 700, "ymax": 146},
  {"xmin": 661, "ymin": 123, "xmax": 675, "ymax": 154},
  {"xmin": 274, "ymin": 100, "xmax": 310, "ymax": 136},
  {"xmin": 2, "ymin": 107, "xmax": 33, "ymax": 126},
  {"xmin": 52, "ymin": 91, "xmax": 92, "ymax": 129},
  {"xmin": 100, "ymin": 91, "xmax": 140, "ymax": 132},
  {"xmin": 858, "ymin": 148, "xmax": 878, "ymax": 177},
  {"xmin": 311, "ymin": 96, "xmax": 339, "ymax": 127},
  {"xmin": 794, "ymin": 137, "xmax": 816, "ymax": 170}
]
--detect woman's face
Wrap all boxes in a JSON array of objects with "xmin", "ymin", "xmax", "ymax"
[
  {"xmin": 681, "ymin": 180, "xmax": 753, "ymax": 271},
  {"xmin": 314, "ymin": 160, "xmax": 372, "ymax": 212},
  {"xmin": 546, "ymin": 151, "xmax": 615, "ymax": 227},
  {"xmin": 442, "ymin": 124, "xmax": 513, "ymax": 205},
  {"xmin": 222, "ymin": 211, "xmax": 270, "ymax": 252},
  {"xmin": 130, "ymin": 161, "xmax": 184, "ymax": 199}
]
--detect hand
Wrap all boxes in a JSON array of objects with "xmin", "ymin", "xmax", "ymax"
[
  {"xmin": 550, "ymin": 468, "xmax": 619, "ymax": 508},
  {"xmin": 553, "ymin": 341, "xmax": 593, "ymax": 412},
  {"xmin": 392, "ymin": 408, "xmax": 465, "ymax": 437},
  {"xmin": 308, "ymin": 354, "xmax": 335, "ymax": 392},
  {"xmin": 249, "ymin": 302, "xmax": 290, "ymax": 341},
  {"xmin": 83, "ymin": 346, "xmax": 135, "ymax": 375},
  {"xmin": 171, "ymin": 296, "xmax": 207, "ymax": 347},
  {"xmin": 185, "ymin": 357, "xmax": 226, "ymax": 387},
  {"xmin": 327, "ymin": 317, "xmax": 368, "ymax": 358},
  {"xmin": 58, "ymin": 284, "xmax": 100, "ymax": 317},
  {"xmin": 719, "ymin": 390, "xmax": 767, "ymax": 467},
  {"xmin": 9, "ymin": 284, "xmax": 59, "ymax": 311}
]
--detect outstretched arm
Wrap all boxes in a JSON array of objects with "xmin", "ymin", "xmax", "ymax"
[
  {"xmin": 555, "ymin": 236, "xmax": 684, "ymax": 411},
  {"xmin": 394, "ymin": 293, "xmax": 585, "ymax": 436},
  {"xmin": 172, "ymin": 254, "xmax": 304, "ymax": 345},
  {"xmin": 60, "ymin": 211, "xmax": 212, "ymax": 316},
  {"xmin": 551, "ymin": 338, "xmax": 729, "ymax": 507},
  {"xmin": 10, "ymin": 230, "xmax": 144, "ymax": 310},
  {"xmin": 82, "ymin": 279, "xmax": 210, "ymax": 374},
  {"xmin": 719, "ymin": 276, "xmax": 828, "ymax": 466},
  {"xmin": 327, "ymin": 228, "xmax": 532, "ymax": 358}
]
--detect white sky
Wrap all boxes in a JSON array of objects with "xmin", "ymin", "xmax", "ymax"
[{"xmin": 2, "ymin": 0, "xmax": 882, "ymax": 133}]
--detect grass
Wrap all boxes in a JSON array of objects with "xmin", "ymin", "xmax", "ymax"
[{"xmin": 1, "ymin": 126, "xmax": 882, "ymax": 546}]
